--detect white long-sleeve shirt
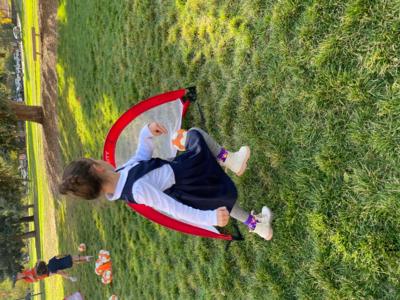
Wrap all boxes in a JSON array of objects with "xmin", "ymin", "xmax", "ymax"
[{"xmin": 106, "ymin": 125, "xmax": 218, "ymax": 226}]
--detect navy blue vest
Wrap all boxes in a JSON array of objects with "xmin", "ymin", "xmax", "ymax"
[
  {"xmin": 48, "ymin": 255, "xmax": 73, "ymax": 273},
  {"xmin": 118, "ymin": 130, "xmax": 237, "ymax": 211},
  {"xmin": 119, "ymin": 158, "xmax": 168, "ymax": 203}
]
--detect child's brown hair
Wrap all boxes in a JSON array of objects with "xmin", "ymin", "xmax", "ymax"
[
  {"xmin": 35, "ymin": 261, "xmax": 49, "ymax": 276},
  {"xmin": 59, "ymin": 158, "xmax": 103, "ymax": 200}
]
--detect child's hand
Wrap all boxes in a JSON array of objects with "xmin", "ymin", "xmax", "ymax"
[
  {"xmin": 216, "ymin": 207, "xmax": 230, "ymax": 227},
  {"xmin": 149, "ymin": 122, "xmax": 168, "ymax": 136},
  {"xmin": 69, "ymin": 276, "xmax": 78, "ymax": 282}
]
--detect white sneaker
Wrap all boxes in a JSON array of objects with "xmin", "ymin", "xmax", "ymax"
[
  {"xmin": 254, "ymin": 206, "xmax": 273, "ymax": 224},
  {"xmin": 221, "ymin": 146, "xmax": 250, "ymax": 176},
  {"xmin": 251, "ymin": 206, "xmax": 273, "ymax": 240}
]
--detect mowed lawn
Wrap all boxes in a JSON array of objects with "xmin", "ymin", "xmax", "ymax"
[{"xmin": 55, "ymin": 0, "xmax": 400, "ymax": 299}]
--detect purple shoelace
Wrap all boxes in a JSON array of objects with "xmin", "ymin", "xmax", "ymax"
[
  {"xmin": 244, "ymin": 214, "xmax": 258, "ymax": 230},
  {"xmin": 217, "ymin": 148, "xmax": 228, "ymax": 162}
]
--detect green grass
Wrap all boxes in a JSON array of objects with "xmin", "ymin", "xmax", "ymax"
[
  {"xmin": 56, "ymin": 0, "xmax": 400, "ymax": 299},
  {"xmin": 19, "ymin": 0, "xmax": 64, "ymax": 298}
]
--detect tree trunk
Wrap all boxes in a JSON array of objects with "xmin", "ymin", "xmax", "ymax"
[
  {"xmin": 20, "ymin": 230, "xmax": 36, "ymax": 239},
  {"xmin": 19, "ymin": 215, "xmax": 34, "ymax": 223},
  {"xmin": 4, "ymin": 101, "xmax": 44, "ymax": 124},
  {"xmin": 21, "ymin": 204, "xmax": 34, "ymax": 210}
]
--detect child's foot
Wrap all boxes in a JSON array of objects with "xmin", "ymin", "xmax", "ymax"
[
  {"xmin": 85, "ymin": 256, "xmax": 94, "ymax": 262},
  {"xmin": 250, "ymin": 206, "xmax": 273, "ymax": 240},
  {"xmin": 253, "ymin": 206, "xmax": 273, "ymax": 224},
  {"xmin": 221, "ymin": 146, "xmax": 250, "ymax": 176},
  {"xmin": 171, "ymin": 129, "xmax": 188, "ymax": 151}
]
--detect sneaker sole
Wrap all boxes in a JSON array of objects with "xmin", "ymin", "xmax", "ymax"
[
  {"xmin": 265, "ymin": 227, "xmax": 273, "ymax": 240},
  {"xmin": 236, "ymin": 146, "xmax": 251, "ymax": 176},
  {"xmin": 261, "ymin": 206, "xmax": 273, "ymax": 240}
]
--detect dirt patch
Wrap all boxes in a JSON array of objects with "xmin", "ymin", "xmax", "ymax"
[
  {"xmin": 37, "ymin": 0, "xmax": 62, "ymax": 196},
  {"xmin": 33, "ymin": 4, "xmax": 65, "ymax": 293}
]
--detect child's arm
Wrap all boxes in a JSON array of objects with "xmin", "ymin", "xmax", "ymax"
[
  {"xmin": 133, "ymin": 180, "xmax": 221, "ymax": 226},
  {"xmin": 16, "ymin": 272, "xmax": 35, "ymax": 283},
  {"xmin": 17, "ymin": 269, "xmax": 38, "ymax": 283},
  {"xmin": 133, "ymin": 123, "xmax": 167, "ymax": 161},
  {"xmin": 132, "ymin": 125, "xmax": 155, "ymax": 161}
]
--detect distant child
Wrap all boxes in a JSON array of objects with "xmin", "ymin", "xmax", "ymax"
[
  {"xmin": 59, "ymin": 122, "xmax": 274, "ymax": 240},
  {"xmin": 14, "ymin": 266, "xmax": 47, "ymax": 284},
  {"xmin": 15, "ymin": 255, "xmax": 92, "ymax": 283}
]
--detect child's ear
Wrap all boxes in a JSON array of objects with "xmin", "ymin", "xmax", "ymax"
[{"xmin": 92, "ymin": 163, "xmax": 105, "ymax": 173}]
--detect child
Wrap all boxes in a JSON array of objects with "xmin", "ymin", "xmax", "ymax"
[
  {"xmin": 13, "ymin": 265, "xmax": 47, "ymax": 284},
  {"xmin": 15, "ymin": 255, "xmax": 92, "ymax": 283},
  {"xmin": 41, "ymin": 254, "xmax": 93, "ymax": 282},
  {"xmin": 59, "ymin": 122, "xmax": 273, "ymax": 240}
]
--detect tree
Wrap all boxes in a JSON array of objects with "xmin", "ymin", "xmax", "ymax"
[
  {"xmin": 19, "ymin": 231, "xmax": 36, "ymax": 239},
  {"xmin": 3, "ymin": 101, "xmax": 44, "ymax": 124},
  {"xmin": 0, "ymin": 87, "xmax": 44, "ymax": 125},
  {"xmin": 18, "ymin": 215, "xmax": 34, "ymax": 223},
  {"xmin": 0, "ymin": 24, "xmax": 14, "ymax": 44},
  {"xmin": 0, "ymin": 213, "xmax": 25, "ymax": 280},
  {"xmin": 0, "ymin": 85, "xmax": 23, "ymax": 152},
  {"xmin": 0, "ymin": 27, "xmax": 37, "ymax": 283},
  {"xmin": 0, "ymin": 45, "xmax": 44, "ymax": 125},
  {"xmin": 0, "ymin": 158, "xmax": 26, "ymax": 281},
  {"xmin": 21, "ymin": 204, "xmax": 34, "ymax": 210},
  {"xmin": 0, "ymin": 85, "xmax": 43, "ymax": 154}
]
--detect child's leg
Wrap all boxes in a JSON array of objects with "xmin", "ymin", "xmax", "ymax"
[
  {"xmin": 188, "ymin": 127, "xmax": 250, "ymax": 176},
  {"xmin": 189, "ymin": 127, "xmax": 222, "ymax": 158},
  {"xmin": 72, "ymin": 255, "xmax": 93, "ymax": 264},
  {"xmin": 231, "ymin": 203, "xmax": 259, "ymax": 230},
  {"xmin": 230, "ymin": 202, "xmax": 274, "ymax": 241},
  {"xmin": 230, "ymin": 203, "xmax": 250, "ymax": 223}
]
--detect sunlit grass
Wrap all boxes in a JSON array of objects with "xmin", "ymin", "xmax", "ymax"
[
  {"xmin": 57, "ymin": 1, "xmax": 67, "ymax": 24},
  {"xmin": 56, "ymin": 0, "xmax": 400, "ymax": 299}
]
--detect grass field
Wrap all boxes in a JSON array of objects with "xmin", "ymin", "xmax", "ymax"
[
  {"xmin": 55, "ymin": 0, "xmax": 400, "ymax": 299},
  {"xmin": 18, "ymin": 0, "xmax": 64, "ymax": 299}
]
